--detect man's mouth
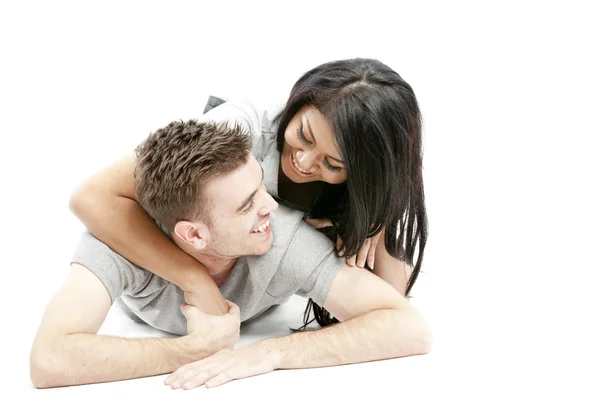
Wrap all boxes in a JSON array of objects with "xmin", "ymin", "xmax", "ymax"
[{"xmin": 251, "ymin": 219, "xmax": 270, "ymax": 233}]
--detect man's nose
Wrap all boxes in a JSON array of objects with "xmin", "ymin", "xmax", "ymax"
[{"xmin": 258, "ymin": 190, "xmax": 278, "ymax": 215}]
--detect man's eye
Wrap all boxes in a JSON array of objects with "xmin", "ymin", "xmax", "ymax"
[{"xmin": 244, "ymin": 202, "xmax": 255, "ymax": 213}]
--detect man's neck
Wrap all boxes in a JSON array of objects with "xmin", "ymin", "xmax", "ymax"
[
  {"xmin": 190, "ymin": 251, "xmax": 237, "ymax": 287},
  {"xmin": 173, "ymin": 236, "xmax": 237, "ymax": 287}
]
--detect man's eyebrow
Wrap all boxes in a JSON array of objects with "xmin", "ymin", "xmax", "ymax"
[
  {"xmin": 235, "ymin": 165, "xmax": 264, "ymax": 213},
  {"xmin": 304, "ymin": 114, "xmax": 344, "ymax": 164}
]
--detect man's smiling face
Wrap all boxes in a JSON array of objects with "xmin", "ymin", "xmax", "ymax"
[{"xmin": 201, "ymin": 154, "xmax": 279, "ymax": 258}]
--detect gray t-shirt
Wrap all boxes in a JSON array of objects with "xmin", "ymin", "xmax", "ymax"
[
  {"xmin": 72, "ymin": 206, "xmax": 343, "ymax": 336},
  {"xmin": 71, "ymin": 99, "xmax": 344, "ymax": 336}
]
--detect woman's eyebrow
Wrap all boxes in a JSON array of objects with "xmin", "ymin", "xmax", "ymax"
[{"xmin": 304, "ymin": 114, "xmax": 344, "ymax": 164}]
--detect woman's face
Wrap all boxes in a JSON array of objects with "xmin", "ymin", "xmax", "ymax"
[{"xmin": 281, "ymin": 105, "xmax": 347, "ymax": 184}]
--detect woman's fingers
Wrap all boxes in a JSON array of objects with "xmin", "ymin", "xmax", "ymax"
[
  {"xmin": 354, "ymin": 238, "xmax": 371, "ymax": 268},
  {"xmin": 367, "ymin": 232, "xmax": 382, "ymax": 269},
  {"xmin": 303, "ymin": 218, "xmax": 334, "ymax": 229}
]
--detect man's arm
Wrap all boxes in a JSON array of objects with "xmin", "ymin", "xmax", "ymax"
[
  {"xmin": 274, "ymin": 265, "xmax": 429, "ymax": 368},
  {"xmin": 30, "ymin": 264, "xmax": 236, "ymax": 389},
  {"xmin": 165, "ymin": 263, "xmax": 430, "ymax": 389}
]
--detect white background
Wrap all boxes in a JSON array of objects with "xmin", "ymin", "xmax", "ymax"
[{"xmin": 1, "ymin": 0, "xmax": 599, "ymax": 399}]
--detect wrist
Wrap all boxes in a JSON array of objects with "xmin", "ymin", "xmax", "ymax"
[
  {"xmin": 260, "ymin": 337, "xmax": 287, "ymax": 370},
  {"xmin": 178, "ymin": 260, "xmax": 214, "ymax": 291},
  {"xmin": 181, "ymin": 334, "xmax": 214, "ymax": 363},
  {"xmin": 172, "ymin": 336, "xmax": 201, "ymax": 366}
]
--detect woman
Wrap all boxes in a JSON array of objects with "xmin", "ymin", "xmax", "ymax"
[{"xmin": 70, "ymin": 58, "xmax": 428, "ymax": 326}]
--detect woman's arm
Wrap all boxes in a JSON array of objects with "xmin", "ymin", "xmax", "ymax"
[
  {"xmin": 69, "ymin": 154, "xmax": 228, "ymax": 315},
  {"xmin": 372, "ymin": 230, "xmax": 412, "ymax": 295}
]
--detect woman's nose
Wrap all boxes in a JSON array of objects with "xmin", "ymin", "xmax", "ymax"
[{"xmin": 296, "ymin": 150, "xmax": 319, "ymax": 173}]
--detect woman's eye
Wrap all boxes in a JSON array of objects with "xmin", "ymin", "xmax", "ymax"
[
  {"xmin": 323, "ymin": 158, "xmax": 343, "ymax": 172},
  {"xmin": 296, "ymin": 126, "xmax": 312, "ymax": 145}
]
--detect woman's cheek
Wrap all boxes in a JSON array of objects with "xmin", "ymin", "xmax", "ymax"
[{"xmin": 323, "ymin": 171, "xmax": 347, "ymax": 185}]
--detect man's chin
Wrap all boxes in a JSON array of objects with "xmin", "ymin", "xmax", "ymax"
[{"xmin": 255, "ymin": 233, "xmax": 274, "ymax": 255}]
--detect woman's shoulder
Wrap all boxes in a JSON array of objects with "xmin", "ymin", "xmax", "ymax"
[{"xmin": 202, "ymin": 96, "xmax": 283, "ymax": 135}]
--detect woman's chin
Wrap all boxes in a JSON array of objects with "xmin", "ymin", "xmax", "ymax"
[{"xmin": 282, "ymin": 162, "xmax": 316, "ymax": 183}]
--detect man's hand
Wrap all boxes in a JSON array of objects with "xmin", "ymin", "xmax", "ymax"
[
  {"xmin": 181, "ymin": 298, "xmax": 241, "ymax": 357},
  {"xmin": 164, "ymin": 342, "xmax": 281, "ymax": 390}
]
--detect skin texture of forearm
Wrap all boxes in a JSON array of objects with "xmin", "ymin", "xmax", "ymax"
[
  {"xmin": 31, "ymin": 333, "xmax": 204, "ymax": 388},
  {"xmin": 273, "ymin": 308, "xmax": 431, "ymax": 370}
]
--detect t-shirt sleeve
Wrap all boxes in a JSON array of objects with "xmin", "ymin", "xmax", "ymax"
[
  {"xmin": 70, "ymin": 231, "xmax": 154, "ymax": 303},
  {"xmin": 198, "ymin": 99, "xmax": 279, "ymax": 179},
  {"xmin": 199, "ymin": 100, "xmax": 263, "ymax": 140},
  {"xmin": 278, "ymin": 221, "xmax": 345, "ymax": 306}
]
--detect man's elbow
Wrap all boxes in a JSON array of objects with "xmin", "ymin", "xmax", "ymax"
[
  {"xmin": 30, "ymin": 345, "xmax": 69, "ymax": 389},
  {"xmin": 412, "ymin": 316, "xmax": 433, "ymax": 356},
  {"xmin": 30, "ymin": 354, "xmax": 52, "ymax": 388},
  {"xmin": 392, "ymin": 308, "xmax": 433, "ymax": 357},
  {"xmin": 68, "ymin": 184, "xmax": 89, "ymax": 219}
]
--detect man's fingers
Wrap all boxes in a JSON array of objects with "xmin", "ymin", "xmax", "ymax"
[
  {"xmin": 225, "ymin": 301, "xmax": 241, "ymax": 317},
  {"xmin": 166, "ymin": 361, "xmax": 202, "ymax": 387},
  {"xmin": 180, "ymin": 371, "xmax": 212, "ymax": 390},
  {"xmin": 180, "ymin": 302, "xmax": 206, "ymax": 320},
  {"xmin": 180, "ymin": 303, "xmax": 192, "ymax": 319},
  {"xmin": 205, "ymin": 370, "xmax": 234, "ymax": 388}
]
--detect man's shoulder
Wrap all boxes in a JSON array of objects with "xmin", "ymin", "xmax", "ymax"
[
  {"xmin": 240, "ymin": 206, "xmax": 303, "ymax": 273},
  {"xmin": 265, "ymin": 206, "xmax": 306, "ymax": 256},
  {"xmin": 249, "ymin": 205, "xmax": 343, "ymax": 275}
]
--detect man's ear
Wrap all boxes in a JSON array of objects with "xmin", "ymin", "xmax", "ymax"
[{"xmin": 173, "ymin": 221, "xmax": 210, "ymax": 250}]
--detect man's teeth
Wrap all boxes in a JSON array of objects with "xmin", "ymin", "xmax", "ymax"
[
  {"xmin": 292, "ymin": 154, "xmax": 310, "ymax": 174},
  {"xmin": 252, "ymin": 220, "xmax": 270, "ymax": 233}
]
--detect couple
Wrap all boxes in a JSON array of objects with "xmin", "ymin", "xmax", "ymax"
[{"xmin": 30, "ymin": 58, "xmax": 431, "ymax": 390}]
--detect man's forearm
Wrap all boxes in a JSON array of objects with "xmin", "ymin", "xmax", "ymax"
[
  {"xmin": 31, "ymin": 333, "xmax": 208, "ymax": 388},
  {"xmin": 269, "ymin": 308, "xmax": 431, "ymax": 369}
]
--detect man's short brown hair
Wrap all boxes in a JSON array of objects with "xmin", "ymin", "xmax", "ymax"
[{"xmin": 134, "ymin": 120, "xmax": 251, "ymax": 230}]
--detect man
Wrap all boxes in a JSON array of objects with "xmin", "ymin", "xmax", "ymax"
[{"xmin": 30, "ymin": 119, "xmax": 431, "ymax": 389}]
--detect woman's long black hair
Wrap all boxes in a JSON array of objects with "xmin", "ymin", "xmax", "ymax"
[{"xmin": 275, "ymin": 58, "xmax": 428, "ymax": 329}]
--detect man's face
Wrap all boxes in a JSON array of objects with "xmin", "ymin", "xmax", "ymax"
[{"xmin": 202, "ymin": 155, "xmax": 278, "ymax": 258}]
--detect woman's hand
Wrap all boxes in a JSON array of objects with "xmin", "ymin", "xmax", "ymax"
[
  {"xmin": 303, "ymin": 218, "xmax": 383, "ymax": 269},
  {"xmin": 347, "ymin": 229, "xmax": 382, "ymax": 268}
]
